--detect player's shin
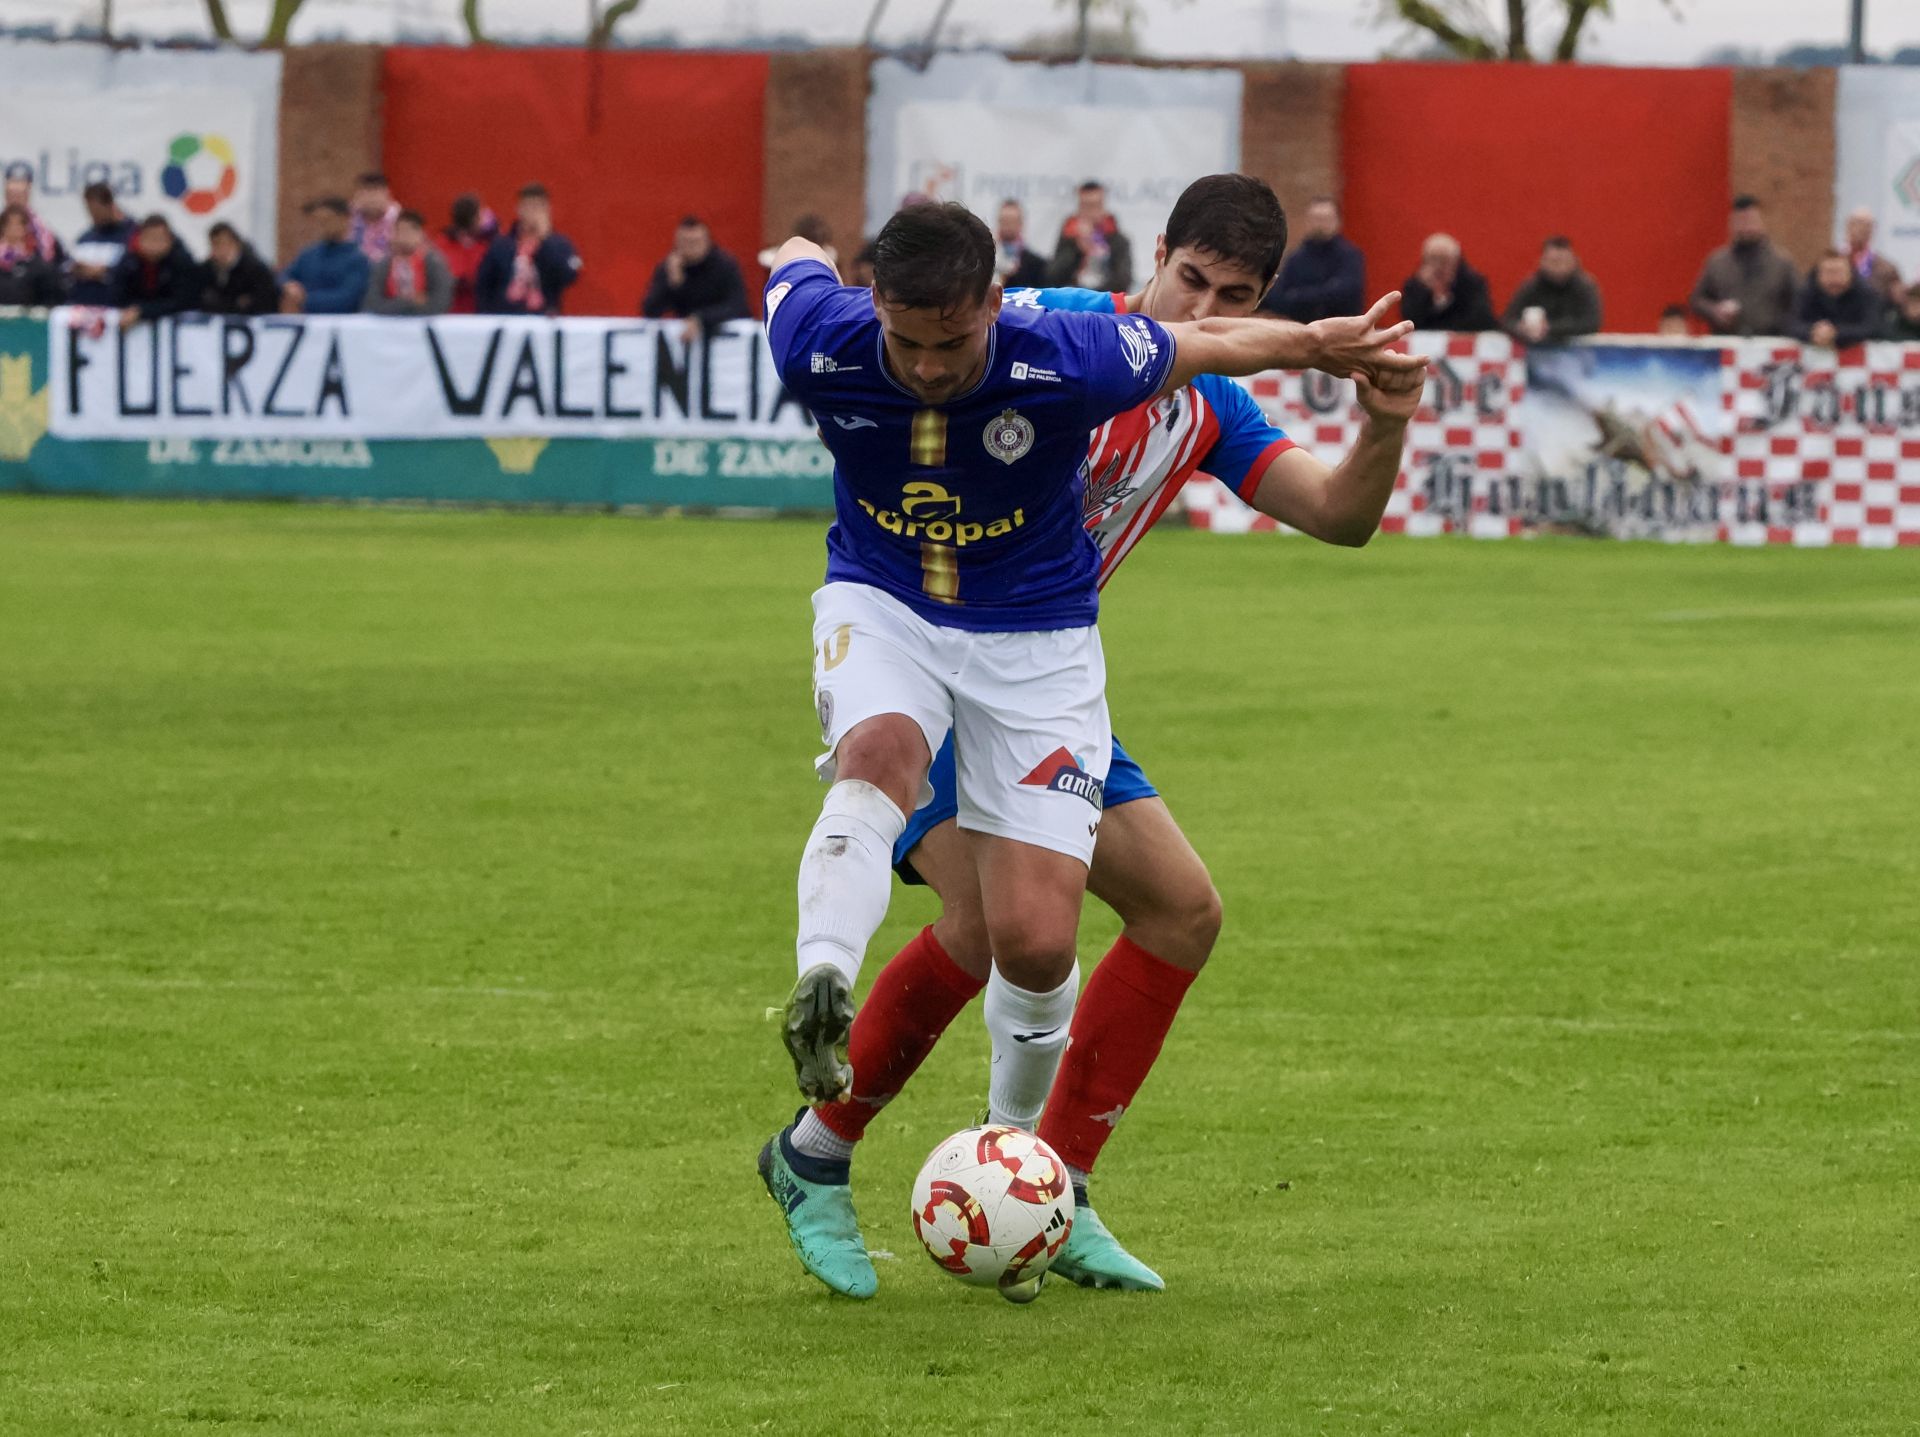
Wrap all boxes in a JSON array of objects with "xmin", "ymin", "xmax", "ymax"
[
  {"xmin": 795, "ymin": 779, "xmax": 907, "ymax": 987},
  {"xmin": 983, "ymin": 961, "xmax": 1080, "ymax": 1131},
  {"xmin": 1038, "ymin": 935, "xmax": 1197, "ymax": 1184},
  {"xmin": 791, "ymin": 925, "xmax": 986, "ymax": 1162}
]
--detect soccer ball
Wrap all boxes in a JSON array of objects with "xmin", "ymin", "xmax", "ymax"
[{"xmin": 910, "ymin": 1125, "xmax": 1074, "ymax": 1294}]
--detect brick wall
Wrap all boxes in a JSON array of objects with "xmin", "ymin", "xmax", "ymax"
[
  {"xmin": 277, "ymin": 45, "xmax": 385, "ymax": 267},
  {"xmin": 1732, "ymin": 67, "xmax": 1837, "ymax": 270},
  {"xmin": 763, "ymin": 49, "xmax": 870, "ymax": 262},
  {"xmin": 1240, "ymin": 63, "xmax": 1345, "ymax": 235}
]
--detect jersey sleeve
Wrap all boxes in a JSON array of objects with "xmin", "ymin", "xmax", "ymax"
[
  {"xmin": 763, "ymin": 256, "xmax": 847, "ymax": 389},
  {"xmin": 1193, "ymin": 373, "xmax": 1297, "ymax": 502},
  {"xmin": 1006, "ymin": 286, "xmax": 1117, "ymax": 314},
  {"xmin": 1049, "ymin": 308, "xmax": 1176, "ymax": 427}
]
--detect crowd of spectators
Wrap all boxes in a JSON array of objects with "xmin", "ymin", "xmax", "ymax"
[{"xmin": 4, "ymin": 157, "xmax": 1914, "ymax": 351}]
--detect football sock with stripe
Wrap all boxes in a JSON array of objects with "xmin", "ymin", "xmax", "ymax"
[
  {"xmin": 1039, "ymin": 935, "xmax": 1197, "ymax": 1175},
  {"xmin": 984, "ymin": 961, "xmax": 1079, "ymax": 1132}
]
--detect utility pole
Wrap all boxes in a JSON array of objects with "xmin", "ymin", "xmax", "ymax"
[
  {"xmin": 1077, "ymin": 0, "xmax": 1092, "ymax": 60},
  {"xmin": 1849, "ymin": 0, "xmax": 1867, "ymax": 63}
]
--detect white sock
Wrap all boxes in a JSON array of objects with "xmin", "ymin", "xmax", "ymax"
[
  {"xmin": 790, "ymin": 1108, "xmax": 856, "ymax": 1163},
  {"xmin": 983, "ymin": 961, "xmax": 1079, "ymax": 1132},
  {"xmin": 795, "ymin": 779, "xmax": 907, "ymax": 988}
]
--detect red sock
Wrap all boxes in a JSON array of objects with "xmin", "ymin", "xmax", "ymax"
[
  {"xmin": 814, "ymin": 925, "xmax": 984, "ymax": 1143},
  {"xmin": 1039, "ymin": 935, "xmax": 1198, "ymax": 1176}
]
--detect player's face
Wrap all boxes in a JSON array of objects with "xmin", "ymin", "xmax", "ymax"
[
  {"xmin": 1144, "ymin": 241, "xmax": 1269, "ymax": 323},
  {"xmin": 875, "ymin": 289, "xmax": 1002, "ymax": 404}
]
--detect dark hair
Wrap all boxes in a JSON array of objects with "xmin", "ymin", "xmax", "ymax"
[
  {"xmin": 207, "ymin": 221, "xmax": 240, "ymax": 243},
  {"xmin": 3, "ymin": 161, "xmax": 31, "ymax": 182},
  {"xmin": 138, "ymin": 213, "xmax": 171, "ymax": 232},
  {"xmin": 397, "ymin": 208, "xmax": 426, "ymax": 227},
  {"xmin": 357, "ymin": 171, "xmax": 388, "ymax": 188},
  {"xmin": 678, "ymin": 214, "xmax": 704, "ymax": 229},
  {"xmin": 519, "ymin": 183, "xmax": 550, "ymax": 201},
  {"xmin": 1732, "ymin": 194, "xmax": 1760, "ymax": 212},
  {"xmin": 792, "ymin": 212, "xmax": 832, "ymax": 246},
  {"xmin": 1543, "ymin": 234, "xmax": 1572, "ymax": 251},
  {"xmin": 1660, "ymin": 303, "xmax": 1688, "ymax": 319},
  {"xmin": 450, "ymin": 194, "xmax": 480, "ymax": 229},
  {"xmin": 999, "ymin": 197, "xmax": 1022, "ymax": 210},
  {"xmin": 872, "ymin": 201, "xmax": 995, "ymax": 313},
  {"xmin": 1078, "ymin": 180, "xmax": 1104, "ymax": 194},
  {"xmin": 82, "ymin": 181, "xmax": 115, "ymax": 207},
  {"xmin": 1163, "ymin": 173, "xmax": 1289, "ymax": 285}
]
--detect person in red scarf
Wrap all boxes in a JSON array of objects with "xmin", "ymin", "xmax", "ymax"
[
  {"xmin": 364, "ymin": 210, "xmax": 453, "ymax": 316},
  {"xmin": 0, "ymin": 204, "xmax": 65, "ymax": 306},
  {"xmin": 1045, "ymin": 179, "xmax": 1133, "ymax": 292},
  {"xmin": 474, "ymin": 184, "xmax": 581, "ymax": 317},
  {"xmin": 3, "ymin": 164, "xmax": 65, "ymax": 266},
  {"xmin": 109, "ymin": 215, "xmax": 198, "ymax": 331},
  {"xmin": 432, "ymin": 194, "xmax": 496, "ymax": 315}
]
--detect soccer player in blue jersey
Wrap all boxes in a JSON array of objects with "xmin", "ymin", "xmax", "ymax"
[{"xmin": 758, "ymin": 197, "xmax": 1422, "ymax": 1299}]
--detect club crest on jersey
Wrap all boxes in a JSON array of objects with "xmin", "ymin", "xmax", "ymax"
[
  {"xmin": 1118, "ymin": 318, "xmax": 1160, "ymax": 376},
  {"xmin": 1017, "ymin": 747, "xmax": 1104, "ymax": 809},
  {"xmin": 983, "ymin": 409, "xmax": 1035, "ymax": 465}
]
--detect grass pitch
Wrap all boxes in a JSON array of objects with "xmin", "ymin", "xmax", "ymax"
[{"xmin": 2, "ymin": 497, "xmax": 1917, "ymax": 1436}]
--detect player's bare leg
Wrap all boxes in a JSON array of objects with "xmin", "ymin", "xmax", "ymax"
[
  {"xmin": 786, "ymin": 712, "xmax": 926, "ymax": 1105},
  {"xmin": 1033, "ymin": 796, "xmax": 1219, "ymax": 1291}
]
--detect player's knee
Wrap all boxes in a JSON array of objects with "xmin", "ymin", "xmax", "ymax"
[
  {"xmin": 833, "ymin": 717, "xmax": 927, "ymax": 813},
  {"xmin": 987, "ymin": 913, "xmax": 1078, "ymax": 991},
  {"xmin": 1128, "ymin": 872, "xmax": 1222, "ymax": 972},
  {"xmin": 1183, "ymin": 880, "xmax": 1224, "ymax": 969}
]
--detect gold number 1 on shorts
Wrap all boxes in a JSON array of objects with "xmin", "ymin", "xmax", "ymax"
[{"xmin": 820, "ymin": 623, "xmax": 852, "ymax": 670}]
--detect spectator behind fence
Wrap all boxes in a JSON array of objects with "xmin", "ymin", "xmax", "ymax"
[
  {"xmin": 1843, "ymin": 207, "xmax": 1903, "ymax": 302},
  {"xmin": 3, "ymin": 162, "xmax": 64, "ymax": 264},
  {"xmin": 434, "ymin": 194, "xmax": 496, "ymax": 315},
  {"xmin": 198, "ymin": 222, "xmax": 280, "ymax": 315},
  {"xmin": 351, "ymin": 172, "xmax": 400, "ymax": 262},
  {"xmin": 1048, "ymin": 180, "xmax": 1133, "ymax": 291},
  {"xmin": 67, "ymin": 182, "xmax": 134, "ymax": 306},
  {"xmin": 281, "ymin": 197, "xmax": 371, "ymax": 315},
  {"xmin": 1690, "ymin": 195, "xmax": 1797, "ymax": 337},
  {"xmin": 1658, "ymin": 304, "xmax": 1692, "ymax": 338},
  {"xmin": 641, "ymin": 215, "xmax": 748, "ymax": 337},
  {"xmin": 1791, "ymin": 250, "xmax": 1882, "ymax": 351},
  {"xmin": 1502, "ymin": 236, "xmax": 1603, "ymax": 344},
  {"xmin": 1261, "ymin": 196, "xmax": 1364, "ymax": 323},
  {"xmin": 365, "ymin": 210, "xmax": 452, "ymax": 317},
  {"xmin": 1402, "ymin": 233, "xmax": 1497, "ymax": 332},
  {"xmin": 0, "ymin": 204, "xmax": 65, "ymax": 306},
  {"xmin": 758, "ymin": 212, "xmax": 837, "ymax": 279},
  {"xmin": 993, "ymin": 199, "xmax": 1050, "ymax": 290},
  {"xmin": 1882, "ymin": 285, "xmax": 1920, "ymax": 341},
  {"xmin": 111, "ymin": 216, "xmax": 197, "ymax": 330},
  {"xmin": 476, "ymin": 184, "xmax": 582, "ymax": 317}
]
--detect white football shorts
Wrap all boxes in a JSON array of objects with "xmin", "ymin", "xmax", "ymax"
[{"xmin": 809, "ymin": 581, "xmax": 1111, "ymax": 865}]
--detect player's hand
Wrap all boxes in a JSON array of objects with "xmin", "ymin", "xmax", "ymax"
[
  {"xmin": 1354, "ymin": 364, "xmax": 1427, "ymax": 425},
  {"xmin": 1307, "ymin": 293, "xmax": 1423, "ymax": 381}
]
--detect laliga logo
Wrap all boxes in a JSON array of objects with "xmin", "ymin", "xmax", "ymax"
[{"xmin": 161, "ymin": 133, "xmax": 238, "ymax": 216}]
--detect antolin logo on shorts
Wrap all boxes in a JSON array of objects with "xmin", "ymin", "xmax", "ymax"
[
  {"xmin": 1018, "ymin": 748, "xmax": 1104, "ymax": 809},
  {"xmin": 855, "ymin": 480, "xmax": 1025, "ymax": 544}
]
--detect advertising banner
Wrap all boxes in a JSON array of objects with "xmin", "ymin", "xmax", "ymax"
[
  {"xmin": 866, "ymin": 54, "xmax": 1240, "ymax": 266},
  {"xmin": 1835, "ymin": 66, "xmax": 1920, "ymax": 282},
  {"xmin": 46, "ymin": 313, "xmax": 813, "ymax": 442},
  {"xmin": 0, "ymin": 39, "xmax": 280, "ymax": 255}
]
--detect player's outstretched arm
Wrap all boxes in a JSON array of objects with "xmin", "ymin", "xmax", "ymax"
[
  {"xmin": 769, "ymin": 236, "xmax": 837, "ymax": 275},
  {"xmin": 1158, "ymin": 292, "xmax": 1424, "ymax": 398},
  {"xmin": 1243, "ymin": 366, "xmax": 1425, "ymax": 547}
]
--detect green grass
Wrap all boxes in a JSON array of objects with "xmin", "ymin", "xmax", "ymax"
[{"xmin": 2, "ymin": 496, "xmax": 1917, "ymax": 1436}]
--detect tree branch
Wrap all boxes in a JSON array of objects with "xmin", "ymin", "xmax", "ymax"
[
  {"xmin": 1505, "ymin": 0, "xmax": 1530, "ymax": 59},
  {"xmin": 589, "ymin": 0, "xmax": 644, "ymax": 48},
  {"xmin": 462, "ymin": 0, "xmax": 488, "ymax": 44},
  {"xmin": 204, "ymin": 0, "xmax": 234, "ymax": 41},
  {"xmin": 261, "ymin": 0, "xmax": 305, "ymax": 47},
  {"xmin": 1553, "ymin": 0, "xmax": 1609, "ymax": 61},
  {"xmin": 1392, "ymin": 0, "xmax": 1500, "ymax": 61}
]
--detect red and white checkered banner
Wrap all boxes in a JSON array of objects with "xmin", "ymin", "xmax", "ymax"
[{"xmin": 1185, "ymin": 335, "xmax": 1920, "ymax": 548}]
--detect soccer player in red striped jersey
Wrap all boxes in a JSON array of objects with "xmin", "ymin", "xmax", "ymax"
[{"xmin": 764, "ymin": 175, "xmax": 1424, "ymax": 1298}]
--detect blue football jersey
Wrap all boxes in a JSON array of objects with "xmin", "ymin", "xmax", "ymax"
[{"xmin": 765, "ymin": 258, "xmax": 1175, "ymax": 631}]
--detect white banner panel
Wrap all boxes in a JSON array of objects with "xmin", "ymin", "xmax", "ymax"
[
  {"xmin": 1835, "ymin": 66, "xmax": 1920, "ymax": 281},
  {"xmin": 46, "ymin": 313, "xmax": 814, "ymax": 441},
  {"xmin": 866, "ymin": 53, "xmax": 1241, "ymax": 263},
  {"xmin": 0, "ymin": 38, "xmax": 280, "ymax": 255}
]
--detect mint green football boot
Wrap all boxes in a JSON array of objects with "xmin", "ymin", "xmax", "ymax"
[
  {"xmin": 756, "ymin": 1120, "xmax": 877, "ymax": 1299},
  {"xmin": 1049, "ymin": 1204, "xmax": 1165, "ymax": 1292}
]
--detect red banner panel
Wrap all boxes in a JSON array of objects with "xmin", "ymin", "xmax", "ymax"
[
  {"xmin": 1342, "ymin": 63, "xmax": 1733, "ymax": 335},
  {"xmin": 379, "ymin": 48, "xmax": 768, "ymax": 318}
]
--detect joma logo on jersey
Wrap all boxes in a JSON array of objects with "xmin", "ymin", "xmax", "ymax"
[
  {"xmin": 1018, "ymin": 747, "xmax": 1105, "ymax": 809},
  {"xmin": 857, "ymin": 481, "xmax": 1025, "ymax": 545}
]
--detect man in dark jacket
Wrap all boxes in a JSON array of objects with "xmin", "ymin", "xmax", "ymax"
[
  {"xmin": 111, "ymin": 216, "xmax": 198, "ymax": 329},
  {"xmin": 1502, "ymin": 236, "xmax": 1604, "ymax": 344},
  {"xmin": 1402, "ymin": 232, "xmax": 1497, "ymax": 332},
  {"xmin": 1046, "ymin": 180, "xmax": 1133, "ymax": 292},
  {"xmin": 198, "ymin": 222, "xmax": 281, "ymax": 315},
  {"xmin": 1882, "ymin": 284, "xmax": 1920, "ymax": 342},
  {"xmin": 1261, "ymin": 196, "xmax": 1364, "ymax": 322},
  {"xmin": 993, "ymin": 199, "xmax": 1050, "ymax": 290},
  {"xmin": 66, "ymin": 182, "xmax": 135, "ymax": 306},
  {"xmin": 641, "ymin": 215, "xmax": 749, "ymax": 337},
  {"xmin": 475, "ymin": 183, "xmax": 583, "ymax": 317},
  {"xmin": 281, "ymin": 197, "xmax": 371, "ymax": 315},
  {"xmin": 1791, "ymin": 250, "xmax": 1883, "ymax": 351},
  {"xmin": 1689, "ymin": 195, "xmax": 1798, "ymax": 337}
]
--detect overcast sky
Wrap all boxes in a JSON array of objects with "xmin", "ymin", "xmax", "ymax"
[{"xmin": 0, "ymin": 0, "xmax": 1911, "ymax": 60}]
